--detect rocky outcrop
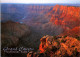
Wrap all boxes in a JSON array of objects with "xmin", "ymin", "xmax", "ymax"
[
  {"xmin": 27, "ymin": 35, "xmax": 80, "ymax": 57},
  {"xmin": 39, "ymin": 35, "xmax": 80, "ymax": 57}
]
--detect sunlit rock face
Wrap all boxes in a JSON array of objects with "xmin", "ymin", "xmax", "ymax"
[
  {"xmin": 27, "ymin": 35, "xmax": 80, "ymax": 57},
  {"xmin": 39, "ymin": 35, "xmax": 80, "ymax": 57},
  {"xmin": 49, "ymin": 5, "xmax": 80, "ymax": 29},
  {"xmin": 60, "ymin": 26, "xmax": 80, "ymax": 37},
  {"xmin": 47, "ymin": 5, "xmax": 80, "ymax": 37}
]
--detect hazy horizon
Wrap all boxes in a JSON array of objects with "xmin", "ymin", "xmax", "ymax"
[{"xmin": 1, "ymin": 0, "xmax": 80, "ymax": 4}]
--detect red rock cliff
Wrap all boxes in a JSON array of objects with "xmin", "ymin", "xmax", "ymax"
[
  {"xmin": 49, "ymin": 5, "xmax": 80, "ymax": 29},
  {"xmin": 27, "ymin": 35, "xmax": 80, "ymax": 57},
  {"xmin": 39, "ymin": 35, "xmax": 80, "ymax": 57}
]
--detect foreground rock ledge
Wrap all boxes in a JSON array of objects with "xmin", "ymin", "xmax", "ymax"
[{"xmin": 27, "ymin": 35, "xmax": 80, "ymax": 57}]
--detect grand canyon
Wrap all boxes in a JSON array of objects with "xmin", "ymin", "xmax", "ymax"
[{"xmin": 1, "ymin": 3, "xmax": 80, "ymax": 57}]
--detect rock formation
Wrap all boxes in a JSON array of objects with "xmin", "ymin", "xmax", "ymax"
[
  {"xmin": 27, "ymin": 35, "xmax": 80, "ymax": 57},
  {"xmin": 1, "ymin": 21, "xmax": 30, "ymax": 49}
]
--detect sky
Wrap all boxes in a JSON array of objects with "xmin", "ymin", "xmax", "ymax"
[{"xmin": 1, "ymin": 0, "xmax": 80, "ymax": 4}]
